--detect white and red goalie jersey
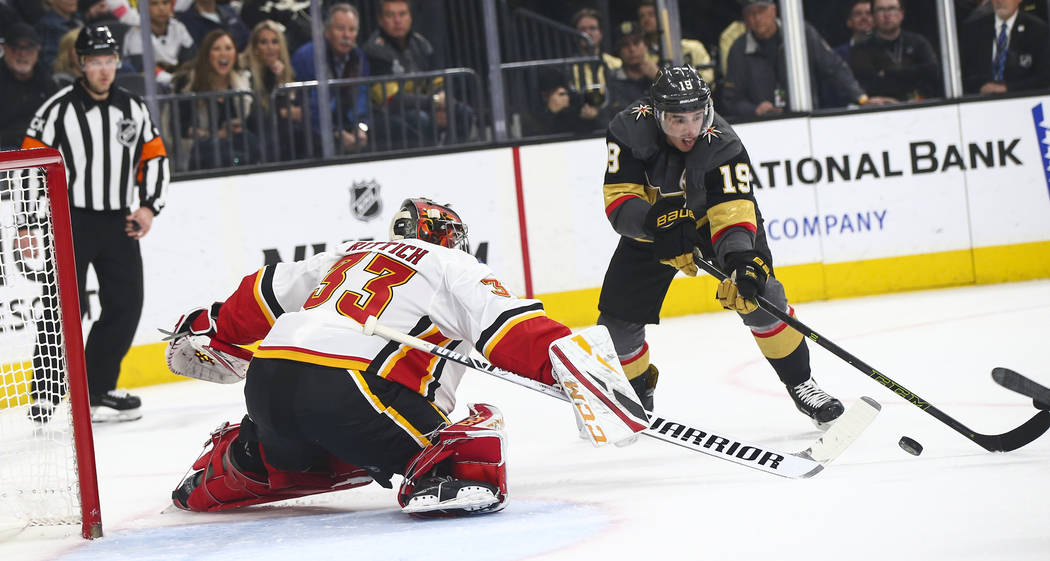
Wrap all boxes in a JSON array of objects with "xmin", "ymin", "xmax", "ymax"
[{"xmin": 213, "ymin": 239, "xmax": 570, "ymax": 414}]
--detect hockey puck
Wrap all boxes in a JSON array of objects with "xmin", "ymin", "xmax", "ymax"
[{"xmin": 898, "ymin": 436, "xmax": 923, "ymax": 456}]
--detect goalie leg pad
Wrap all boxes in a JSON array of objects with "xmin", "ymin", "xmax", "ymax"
[
  {"xmin": 165, "ymin": 304, "xmax": 253, "ymax": 384},
  {"xmin": 398, "ymin": 403, "xmax": 507, "ymax": 517},
  {"xmin": 172, "ymin": 420, "xmax": 373, "ymax": 512},
  {"xmin": 549, "ymin": 326, "xmax": 649, "ymax": 447}
]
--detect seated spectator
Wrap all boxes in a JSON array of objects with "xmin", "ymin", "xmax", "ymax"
[
  {"xmin": 36, "ymin": 0, "xmax": 83, "ymax": 68},
  {"xmin": 174, "ymin": 29, "xmax": 260, "ymax": 169},
  {"xmin": 362, "ymin": 0, "xmax": 475, "ymax": 148},
  {"xmin": 570, "ymin": 8, "xmax": 621, "ymax": 95},
  {"xmin": 242, "ymin": 20, "xmax": 304, "ymax": 159},
  {"xmin": 521, "ymin": 68, "xmax": 597, "ymax": 137},
  {"xmin": 1, "ymin": 24, "xmax": 56, "ymax": 150},
  {"xmin": 606, "ymin": 21, "xmax": 660, "ymax": 114},
  {"xmin": 960, "ymin": 0, "xmax": 1049, "ymax": 95},
  {"xmin": 241, "ymin": 0, "xmax": 312, "ymax": 56},
  {"xmin": 51, "ymin": 27, "xmax": 83, "ymax": 88},
  {"xmin": 721, "ymin": 0, "xmax": 885, "ymax": 119},
  {"xmin": 565, "ymin": 8, "xmax": 616, "ymax": 131},
  {"xmin": 124, "ymin": 0, "xmax": 195, "ymax": 88},
  {"xmin": 834, "ymin": 0, "xmax": 874, "ymax": 61},
  {"xmin": 290, "ymin": 3, "xmax": 369, "ymax": 155},
  {"xmin": 637, "ymin": 0, "xmax": 715, "ymax": 85},
  {"xmin": 177, "ymin": 0, "xmax": 249, "ymax": 52},
  {"xmin": 849, "ymin": 0, "xmax": 941, "ymax": 102}
]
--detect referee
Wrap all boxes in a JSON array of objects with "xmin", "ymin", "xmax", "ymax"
[{"xmin": 21, "ymin": 25, "xmax": 170, "ymax": 423}]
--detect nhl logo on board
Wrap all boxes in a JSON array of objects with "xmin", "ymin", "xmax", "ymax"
[
  {"xmin": 350, "ymin": 179, "xmax": 383, "ymax": 221},
  {"xmin": 116, "ymin": 118, "xmax": 138, "ymax": 148}
]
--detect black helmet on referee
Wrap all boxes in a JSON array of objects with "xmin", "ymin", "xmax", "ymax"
[
  {"xmin": 650, "ymin": 65, "xmax": 715, "ymax": 140},
  {"xmin": 75, "ymin": 25, "xmax": 119, "ymax": 58}
]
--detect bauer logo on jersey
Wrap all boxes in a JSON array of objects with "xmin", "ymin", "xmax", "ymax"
[
  {"xmin": 630, "ymin": 103, "xmax": 653, "ymax": 120},
  {"xmin": 350, "ymin": 179, "xmax": 383, "ymax": 221},
  {"xmin": 116, "ymin": 118, "xmax": 138, "ymax": 148}
]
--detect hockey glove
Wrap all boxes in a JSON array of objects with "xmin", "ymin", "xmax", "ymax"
[
  {"xmin": 716, "ymin": 252, "xmax": 770, "ymax": 314},
  {"xmin": 643, "ymin": 198, "xmax": 700, "ymax": 276},
  {"xmin": 164, "ymin": 303, "xmax": 253, "ymax": 384}
]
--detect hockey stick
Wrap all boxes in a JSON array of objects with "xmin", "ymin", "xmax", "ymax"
[
  {"xmin": 356, "ymin": 316, "xmax": 880, "ymax": 479},
  {"xmin": 694, "ymin": 249, "xmax": 1050, "ymax": 452},
  {"xmin": 992, "ymin": 368, "xmax": 1050, "ymax": 410}
]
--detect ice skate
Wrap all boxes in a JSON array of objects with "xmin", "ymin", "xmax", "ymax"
[
  {"xmin": 787, "ymin": 377, "xmax": 844, "ymax": 429},
  {"xmin": 400, "ymin": 475, "xmax": 502, "ymax": 517},
  {"xmin": 90, "ymin": 389, "xmax": 142, "ymax": 422}
]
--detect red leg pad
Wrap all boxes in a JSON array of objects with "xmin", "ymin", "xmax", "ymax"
[
  {"xmin": 177, "ymin": 422, "xmax": 373, "ymax": 512},
  {"xmin": 398, "ymin": 403, "xmax": 508, "ymax": 508}
]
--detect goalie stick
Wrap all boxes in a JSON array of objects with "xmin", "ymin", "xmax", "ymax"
[
  {"xmin": 693, "ymin": 249, "xmax": 1050, "ymax": 452},
  {"xmin": 357, "ymin": 316, "xmax": 880, "ymax": 479},
  {"xmin": 992, "ymin": 368, "xmax": 1050, "ymax": 410}
]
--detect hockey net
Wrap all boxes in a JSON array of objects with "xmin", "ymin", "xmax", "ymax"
[{"xmin": 0, "ymin": 149, "xmax": 101, "ymax": 540}]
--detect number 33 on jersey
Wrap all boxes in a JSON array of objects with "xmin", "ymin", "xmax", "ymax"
[{"xmin": 216, "ymin": 238, "xmax": 564, "ymax": 414}]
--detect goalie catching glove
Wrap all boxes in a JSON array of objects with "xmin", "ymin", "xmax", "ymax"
[
  {"xmin": 164, "ymin": 303, "xmax": 253, "ymax": 384},
  {"xmin": 716, "ymin": 251, "xmax": 770, "ymax": 314},
  {"xmin": 549, "ymin": 326, "xmax": 649, "ymax": 446}
]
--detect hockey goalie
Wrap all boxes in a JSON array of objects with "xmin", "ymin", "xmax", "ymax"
[{"xmin": 165, "ymin": 198, "xmax": 648, "ymax": 517}]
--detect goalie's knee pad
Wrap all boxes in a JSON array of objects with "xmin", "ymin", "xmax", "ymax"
[
  {"xmin": 398, "ymin": 403, "xmax": 508, "ymax": 517},
  {"xmin": 172, "ymin": 420, "xmax": 373, "ymax": 512}
]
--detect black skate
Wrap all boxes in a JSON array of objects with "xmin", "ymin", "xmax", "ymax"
[
  {"xmin": 787, "ymin": 378, "xmax": 844, "ymax": 429},
  {"xmin": 401, "ymin": 476, "xmax": 502, "ymax": 517},
  {"xmin": 629, "ymin": 364, "xmax": 659, "ymax": 411},
  {"xmin": 90, "ymin": 390, "xmax": 143, "ymax": 422},
  {"xmin": 171, "ymin": 470, "xmax": 204, "ymax": 511}
]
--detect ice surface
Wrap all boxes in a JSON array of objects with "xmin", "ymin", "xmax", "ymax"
[{"xmin": 3, "ymin": 280, "xmax": 1049, "ymax": 561}]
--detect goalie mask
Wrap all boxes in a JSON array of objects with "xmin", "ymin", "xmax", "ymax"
[
  {"xmin": 650, "ymin": 65, "xmax": 714, "ymax": 148},
  {"xmin": 390, "ymin": 198, "xmax": 470, "ymax": 252}
]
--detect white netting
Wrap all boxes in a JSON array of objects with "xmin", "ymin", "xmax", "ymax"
[{"xmin": 0, "ymin": 167, "xmax": 82, "ymax": 532}]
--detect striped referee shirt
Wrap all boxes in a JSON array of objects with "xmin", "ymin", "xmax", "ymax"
[{"xmin": 21, "ymin": 80, "xmax": 169, "ymax": 215}]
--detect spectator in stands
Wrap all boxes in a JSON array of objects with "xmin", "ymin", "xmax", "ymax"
[
  {"xmin": 241, "ymin": 0, "xmax": 312, "ymax": 56},
  {"xmin": 363, "ymin": 0, "xmax": 475, "ymax": 148},
  {"xmin": 960, "ymin": 0, "xmax": 1050, "ymax": 95},
  {"xmin": 834, "ymin": 0, "xmax": 873, "ymax": 61},
  {"xmin": 606, "ymin": 20, "xmax": 660, "ymax": 115},
  {"xmin": 36, "ymin": 0, "xmax": 83, "ymax": 68},
  {"xmin": 522, "ymin": 68, "xmax": 596, "ymax": 137},
  {"xmin": 570, "ymin": 8, "xmax": 620, "ymax": 104},
  {"xmin": 721, "ymin": 0, "xmax": 882, "ymax": 119},
  {"xmin": 174, "ymin": 29, "xmax": 260, "ymax": 169},
  {"xmin": 291, "ymin": 3, "xmax": 370, "ymax": 155},
  {"xmin": 1, "ymin": 24, "xmax": 56, "ymax": 150},
  {"xmin": 124, "ymin": 0, "xmax": 195, "ymax": 88},
  {"xmin": 563, "ymin": 9, "xmax": 615, "ymax": 132},
  {"xmin": 177, "ymin": 0, "xmax": 249, "ymax": 52},
  {"xmin": 51, "ymin": 27, "xmax": 83, "ymax": 88},
  {"xmin": 637, "ymin": 0, "xmax": 715, "ymax": 85},
  {"xmin": 849, "ymin": 0, "xmax": 941, "ymax": 102},
  {"xmin": 242, "ymin": 20, "xmax": 305, "ymax": 160}
]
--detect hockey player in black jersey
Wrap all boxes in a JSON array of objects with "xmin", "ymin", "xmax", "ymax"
[{"xmin": 597, "ymin": 65, "xmax": 844, "ymax": 427}]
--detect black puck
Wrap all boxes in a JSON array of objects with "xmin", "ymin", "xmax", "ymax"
[{"xmin": 898, "ymin": 436, "xmax": 923, "ymax": 456}]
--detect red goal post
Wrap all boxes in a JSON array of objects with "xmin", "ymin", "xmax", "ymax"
[{"xmin": 0, "ymin": 148, "xmax": 102, "ymax": 539}]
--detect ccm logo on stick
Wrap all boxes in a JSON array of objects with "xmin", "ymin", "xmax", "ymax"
[{"xmin": 650, "ymin": 417, "xmax": 785, "ymax": 469}]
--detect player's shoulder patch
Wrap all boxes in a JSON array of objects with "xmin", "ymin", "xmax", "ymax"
[{"xmin": 630, "ymin": 103, "xmax": 654, "ymax": 120}]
